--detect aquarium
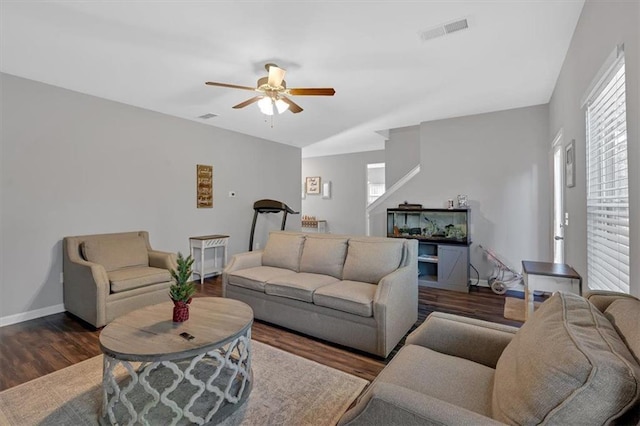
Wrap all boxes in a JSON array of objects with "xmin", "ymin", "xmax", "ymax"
[{"xmin": 387, "ymin": 208, "xmax": 470, "ymax": 245}]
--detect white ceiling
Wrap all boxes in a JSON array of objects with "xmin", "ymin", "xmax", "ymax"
[{"xmin": 0, "ymin": 1, "xmax": 584, "ymax": 157}]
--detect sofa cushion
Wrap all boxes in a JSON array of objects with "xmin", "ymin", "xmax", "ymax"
[
  {"xmin": 376, "ymin": 344, "xmax": 495, "ymax": 417},
  {"xmin": 82, "ymin": 235, "xmax": 148, "ymax": 272},
  {"xmin": 493, "ymin": 292, "xmax": 640, "ymax": 425},
  {"xmin": 313, "ymin": 280, "xmax": 377, "ymax": 317},
  {"xmin": 227, "ymin": 266, "xmax": 296, "ymax": 292},
  {"xmin": 262, "ymin": 233, "xmax": 305, "ymax": 272},
  {"xmin": 605, "ymin": 297, "xmax": 640, "ymax": 363},
  {"xmin": 299, "ymin": 236, "xmax": 348, "ymax": 279},
  {"xmin": 342, "ymin": 238, "xmax": 404, "ymax": 284},
  {"xmin": 108, "ymin": 266, "xmax": 172, "ymax": 293},
  {"xmin": 265, "ymin": 273, "xmax": 340, "ymax": 303}
]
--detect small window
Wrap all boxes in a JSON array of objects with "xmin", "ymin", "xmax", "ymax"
[{"xmin": 367, "ymin": 163, "xmax": 385, "ymax": 205}]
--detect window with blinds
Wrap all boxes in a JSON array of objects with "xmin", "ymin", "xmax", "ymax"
[{"xmin": 585, "ymin": 55, "xmax": 629, "ymax": 294}]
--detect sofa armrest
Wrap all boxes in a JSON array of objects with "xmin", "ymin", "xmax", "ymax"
[
  {"xmin": 339, "ymin": 382, "xmax": 504, "ymax": 426},
  {"xmin": 374, "ymin": 265, "xmax": 418, "ymax": 357},
  {"xmin": 148, "ymin": 249, "xmax": 177, "ymax": 271},
  {"xmin": 223, "ymin": 250, "xmax": 263, "ymax": 274},
  {"xmin": 406, "ymin": 312, "xmax": 518, "ymax": 369},
  {"xmin": 63, "ymin": 240, "xmax": 111, "ymax": 328},
  {"xmin": 585, "ymin": 290, "xmax": 638, "ymax": 313},
  {"xmin": 222, "ymin": 250, "xmax": 263, "ymax": 296}
]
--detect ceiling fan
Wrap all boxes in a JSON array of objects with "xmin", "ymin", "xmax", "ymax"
[{"xmin": 205, "ymin": 63, "xmax": 335, "ymax": 115}]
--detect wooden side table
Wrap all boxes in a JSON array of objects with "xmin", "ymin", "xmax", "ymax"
[
  {"xmin": 189, "ymin": 235, "xmax": 229, "ymax": 285},
  {"xmin": 522, "ymin": 260, "xmax": 582, "ymax": 320}
]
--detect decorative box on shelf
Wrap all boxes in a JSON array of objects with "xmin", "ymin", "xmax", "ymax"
[{"xmin": 301, "ymin": 215, "xmax": 327, "ymax": 233}]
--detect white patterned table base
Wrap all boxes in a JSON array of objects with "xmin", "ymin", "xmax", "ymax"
[{"xmin": 100, "ymin": 333, "xmax": 251, "ymax": 426}]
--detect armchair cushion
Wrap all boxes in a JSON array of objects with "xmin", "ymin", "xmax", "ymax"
[
  {"xmin": 342, "ymin": 238, "xmax": 403, "ymax": 284},
  {"xmin": 405, "ymin": 312, "xmax": 517, "ymax": 369},
  {"xmin": 493, "ymin": 292, "xmax": 640, "ymax": 425},
  {"xmin": 82, "ymin": 235, "xmax": 148, "ymax": 272},
  {"xmin": 108, "ymin": 266, "xmax": 172, "ymax": 293},
  {"xmin": 299, "ymin": 236, "xmax": 348, "ymax": 279},
  {"xmin": 340, "ymin": 382, "xmax": 503, "ymax": 426},
  {"xmin": 374, "ymin": 344, "xmax": 494, "ymax": 416},
  {"xmin": 262, "ymin": 233, "xmax": 305, "ymax": 272}
]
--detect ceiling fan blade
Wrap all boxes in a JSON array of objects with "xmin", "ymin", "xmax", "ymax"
[
  {"xmin": 280, "ymin": 96, "xmax": 303, "ymax": 114},
  {"xmin": 267, "ymin": 65, "xmax": 286, "ymax": 87},
  {"xmin": 205, "ymin": 81, "xmax": 256, "ymax": 91},
  {"xmin": 232, "ymin": 96, "xmax": 262, "ymax": 109},
  {"xmin": 288, "ymin": 88, "xmax": 335, "ymax": 96}
]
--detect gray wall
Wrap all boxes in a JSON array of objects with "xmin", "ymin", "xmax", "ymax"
[
  {"xmin": 385, "ymin": 125, "xmax": 420, "ymax": 188},
  {"xmin": 371, "ymin": 105, "xmax": 551, "ymax": 280},
  {"xmin": 549, "ymin": 0, "xmax": 639, "ymax": 296},
  {"xmin": 302, "ymin": 150, "xmax": 385, "ymax": 235},
  {"xmin": 0, "ymin": 73, "xmax": 301, "ymax": 322}
]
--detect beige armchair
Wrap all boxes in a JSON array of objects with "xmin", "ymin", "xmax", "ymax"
[
  {"xmin": 340, "ymin": 291, "xmax": 640, "ymax": 425},
  {"xmin": 63, "ymin": 231, "xmax": 177, "ymax": 328}
]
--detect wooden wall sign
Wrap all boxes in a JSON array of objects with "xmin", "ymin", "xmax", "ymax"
[
  {"xmin": 197, "ymin": 164, "xmax": 213, "ymax": 208},
  {"xmin": 305, "ymin": 176, "xmax": 321, "ymax": 194}
]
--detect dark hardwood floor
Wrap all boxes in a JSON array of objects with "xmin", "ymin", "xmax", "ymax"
[{"xmin": 0, "ymin": 277, "xmax": 527, "ymax": 392}]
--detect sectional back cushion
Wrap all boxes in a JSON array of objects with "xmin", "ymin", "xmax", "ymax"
[
  {"xmin": 82, "ymin": 235, "xmax": 149, "ymax": 272},
  {"xmin": 262, "ymin": 232, "xmax": 305, "ymax": 272},
  {"xmin": 492, "ymin": 292, "xmax": 640, "ymax": 425},
  {"xmin": 342, "ymin": 237, "xmax": 404, "ymax": 284},
  {"xmin": 299, "ymin": 235, "xmax": 348, "ymax": 279},
  {"xmin": 605, "ymin": 297, "xmax": 640, "ymax": 363}
]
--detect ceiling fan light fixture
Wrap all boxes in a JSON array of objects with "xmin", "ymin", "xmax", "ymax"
[
  {"xmin": 275, "ymin": 98, "xmax": 289, "ymax": 114},
  {"xmin": 257, "ymin": 96, "xmax": 289, "ymax": 116},
  {"xmin": 258, "ymin": 96, "xmax": 274, "ymax": 115}
]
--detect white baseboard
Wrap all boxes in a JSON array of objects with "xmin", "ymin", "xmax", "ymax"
[{"xmin": 0, "ymin": 304, "xmax": 65, "ymax": 327}]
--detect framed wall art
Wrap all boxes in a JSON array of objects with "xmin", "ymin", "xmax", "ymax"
[
  {"xmin": 305, "ymin": 176, "xmax": 321, "ymax": 194},
  {"xmin": 197, "ymin": 164, "xmax": 213, "ymax": 208},
  {"xmin": 565, "ymin": 140, "xmax": 575, "ymax": 188}
]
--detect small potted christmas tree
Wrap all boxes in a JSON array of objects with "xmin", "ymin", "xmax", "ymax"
[{"xmin": 169, "ymin": 252, "xmax": 196, "ymax": 322}]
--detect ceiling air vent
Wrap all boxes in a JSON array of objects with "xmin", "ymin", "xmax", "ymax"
[
  {"xmin": 198, "ymin": 113, "xmax": 218, "ymax": 119},
  {"xmin": 420, "ymin": 18, "xmax": 469, "ymax": 42}
]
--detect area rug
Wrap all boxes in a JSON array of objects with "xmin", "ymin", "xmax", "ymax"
[
  {"xmin": 0, "ymin": 341, "xmax": 368, "ymax": 426},
  {"xmin": 503, "ymin": 296, "xmax": 541, "ymax": 322}
]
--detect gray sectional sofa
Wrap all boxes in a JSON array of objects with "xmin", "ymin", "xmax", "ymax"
[
  {"xmin": 339, "ymin": 290, "xmax": 640, "ymax": 425},
  {"xmin": 223, "ymin": 231, "xmax": 418, "ymax": 357}
]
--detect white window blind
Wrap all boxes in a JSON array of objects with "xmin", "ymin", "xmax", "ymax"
[{"xmin": 586, "ymin": 54, "xmax": 629, "ymax": 294}]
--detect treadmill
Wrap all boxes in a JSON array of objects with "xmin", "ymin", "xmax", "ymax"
[{"xmin": 249, "ymin": 199, "xmax": 299, "ymax": 251}]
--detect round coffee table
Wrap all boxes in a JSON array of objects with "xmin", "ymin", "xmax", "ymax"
[{"xmin": 99, "ymin": 297, "xmax": 253, "ymax": 425}]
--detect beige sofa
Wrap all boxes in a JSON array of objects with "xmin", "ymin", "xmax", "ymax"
[
  {"xmin": 339, "ymin": 290, "xmax": 640, "ymax": 425},
  {"xmin": 63, "ymin": 231, "xmax": 177, "ymax": 328},
  {"xmin": 223, "ymin": 231, "xmax": 418, "ymax": 357}
]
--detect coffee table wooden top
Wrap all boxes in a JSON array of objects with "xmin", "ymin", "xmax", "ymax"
[{"xmin": 99, "ymin": 297, "xmax": 253, "ymax": 362}]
